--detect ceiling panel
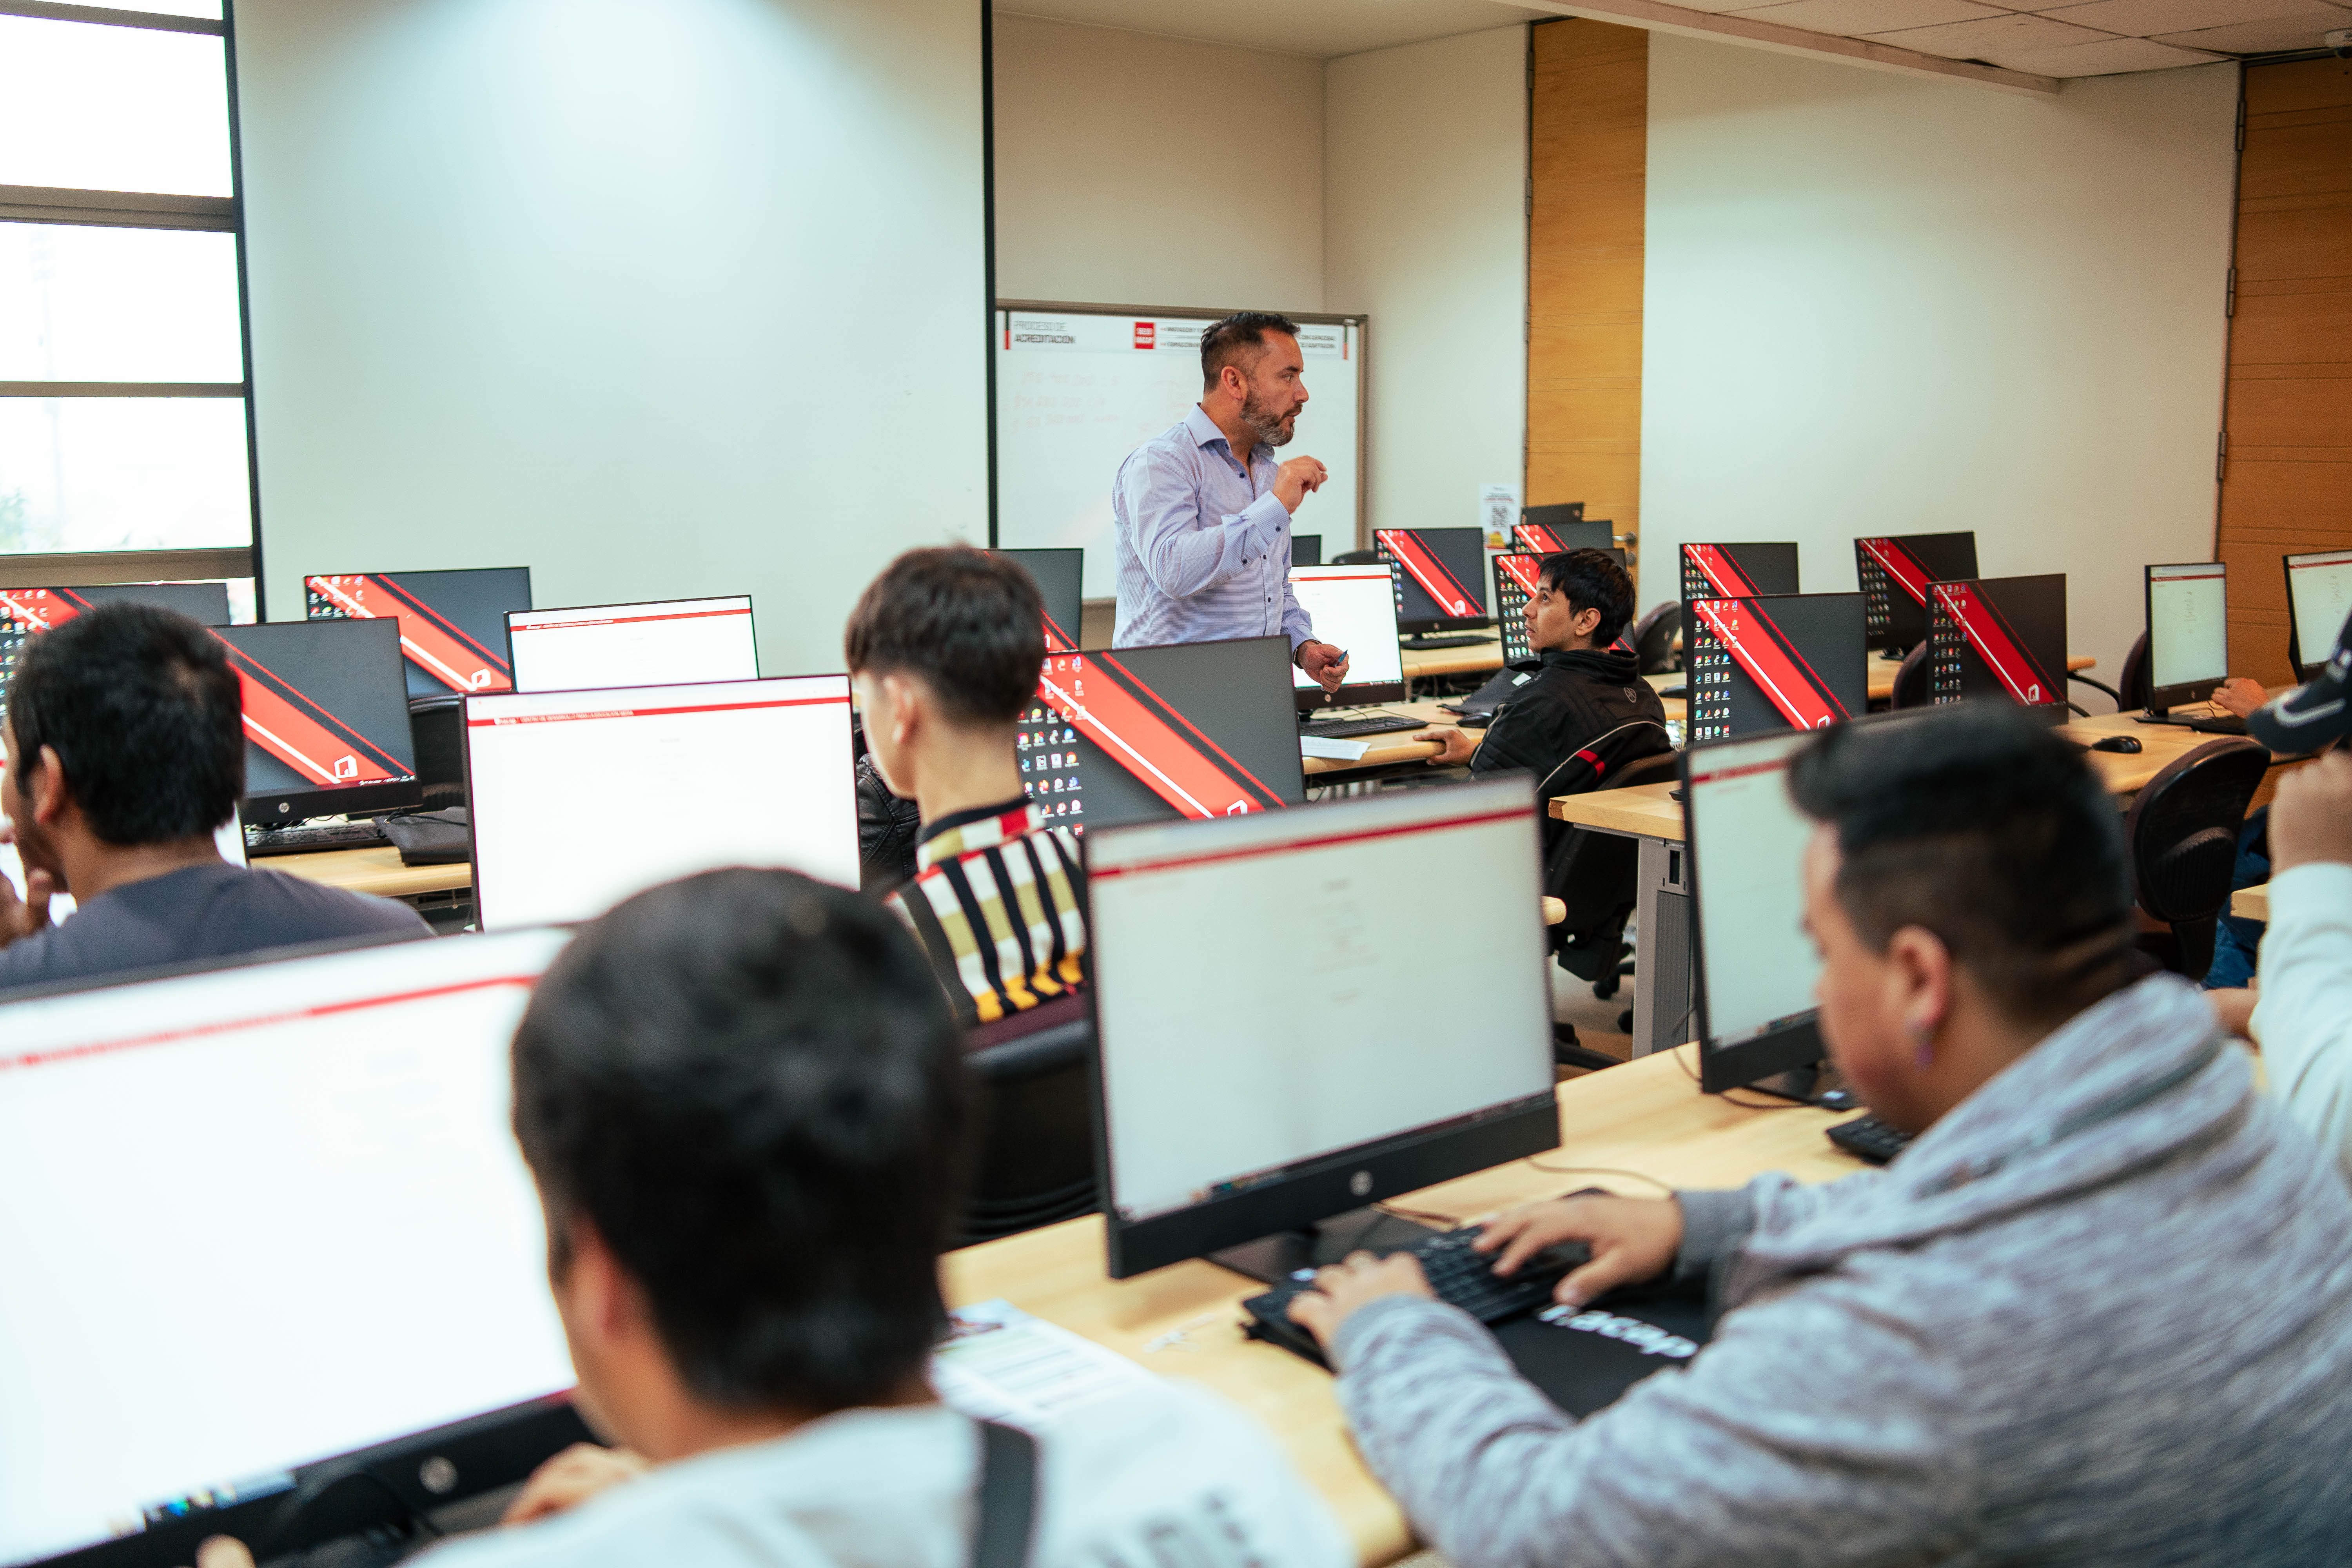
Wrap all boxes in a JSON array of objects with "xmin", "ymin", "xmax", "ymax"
[
  {"xmin": 1975, "ymin": 32, "xmax": 2229, "ymax": 66},
  {"xmin": 2150, "ymin": 6, "xmax": 2352, "ymax": 48},
  {"xmin": 1863, "ymin": 11, "xmax": 2116, "ymax": 56},
  {"xmin": 1727, "ymin": 0, "xmax": 2014, "ymax": 35},
  {"xmin": 993, "ymin": 0, "xmax": 1550, "ymax": 58},
  {"xmin": 2038, "ymin": 0, "xmax": 2327, "ymax": 32}
]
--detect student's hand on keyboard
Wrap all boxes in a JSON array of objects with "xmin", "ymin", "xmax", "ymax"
[
  {"xmin": 1284, "ymin": 1250, "xmax": 1437, "ymax": 1348},
  {"xmin": 2212, "ymin": 677, "xmax": 2270, "ymax": 720},
  {"xmin": 1415, "ymin": 728, "xmax": 1478, "ymax": 766},
  {"xmin": 503, "ymin": 1441, "xmax": 651, "ymax": 1524},
  {"xmin": 1474, "ymin": 1193, "xmax": 1684, "ymax": 1309}
]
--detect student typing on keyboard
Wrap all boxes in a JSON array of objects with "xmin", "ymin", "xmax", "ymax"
[
  {"xmin": 0, "ymin": 605, "xmax": 426, "ymax": 996},
  {"xmin": 1285, "ymin": 704, "xmax": 2352, "ymax": 1566}
]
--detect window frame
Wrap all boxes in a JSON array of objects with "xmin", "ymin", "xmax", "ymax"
[{"xmin": 0, "ymin": 0, "xmax": 263, "ymax": 611}]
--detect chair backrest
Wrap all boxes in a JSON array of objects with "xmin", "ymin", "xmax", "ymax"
[
  {"xmin": 2118, "ymin": 633, "xmax": 2151, "ymax": 713},
  {"xmin": 1631, "ymin": 602, "xmax": 1682, "ymax": 675},
  {"xmin": 2123, "ymin": 738, "xmax": 2269, "ymax": 924},
  {"xmin": 959, "ymin": 1002, "xmax": 1099, "ymax": 1245},
  {"xmin": 1330, "ymin": 548, "xmax": 1382, "ymax": 566},
  {"xmin": 1890, "ymin": 642, "xmax": 1933, "ymax": 709},
  {"xmin": 407, "ymin": 694, "xmax": 466, "ymax": 810},
  {"xmin": 1542, "ymin": 742, "xmax": 1678, "ymax": 971},
  {"xmin": 1608, "ymin": 748, "xmax": 1682, "ymax": 792}
]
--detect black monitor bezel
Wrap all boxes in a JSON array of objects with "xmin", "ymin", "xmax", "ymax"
[
  {"xmin": 1084, "ymin": 777, "xmax": 1561, "ymax": 1279},
  {"xmin": 2283, "ymin": 548, "xmax": 2352, "ymax": 681},
  {"xmin": 302, "ymin": 566, "xmax": 535, "ymax": 697},
  {"xmin": 2142, "ymin": 561, "xmax": 2228, "ymax": 715},
  {"xmin": 216, "ymin": 619, "xmax": 425, "ymax": 828},
  {"xmin": 1680, "ymin": 590, "xmax": 1867, "ymax": 742},
  {"xmin": 1289, "ymin": 564, "xmax": 1407, "ymax": 711},
  {"xmin": 1376, "ymin": 526, "xmax": 1493, "ymax": 634},
  {"xmin": 1925, "ymin": 573, "xmax": 2068, "ymax": 726},
  {"xmin": 1852, "ymin": 532, "xmax": 1979, "ymax": 657},
  {"xmin": 1681, "ymin": 729, "xmax": 1831, "ymax": 1093},
  {"xmin": 503, "ymin": 593, "xmax": 759, "ymax": 695}
]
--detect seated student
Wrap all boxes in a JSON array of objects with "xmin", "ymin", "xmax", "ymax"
[
  {"xmin": 1412, "ymin": 547, "xmax": 1669, "ymax": 796},
  {"xmin": 1288, "ymin": 702, "xmax": 2352, "ymax": 1565},
  {"xmin": 0, "ymin": 604, "xmax": 425, "ymax": 993},
  {"xmin": 2203, "ymin": 673, "xmax": 2281, "ymax": 988},
  {"xmin": 191, "ymin": 870, "xmax": 1349, "ymax": 1568},
  {"xmin": 844, "ymin": 548, "xmax": 1085, "ymax": 1030}
]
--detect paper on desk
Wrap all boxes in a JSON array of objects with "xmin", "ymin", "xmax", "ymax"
[
  {"xmin": 930, "ymin": 1299, "xmax": 1165, "ymax": 1432},
  {"xmin": 1300, "ymin": 736, "xmax": 1370, "ymax": 761}
]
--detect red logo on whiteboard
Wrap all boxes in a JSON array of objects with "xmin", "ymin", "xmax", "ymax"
[{"xmin": 1133, "ymin": 322, "xmax": 1155, "ymax": 349}]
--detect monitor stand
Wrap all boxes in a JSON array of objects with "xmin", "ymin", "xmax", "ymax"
[
  {"xmin": 1738, "ymin": 1060, "xmax": 1849, "ymax": 1108},
  {"xmin": 1207, "ymin": 1206, "xmax": 1445, "ymax": 1287}
]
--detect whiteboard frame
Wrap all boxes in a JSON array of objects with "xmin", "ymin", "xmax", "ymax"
[{"xmin": 989, "ymin": 300, "xmax": 1369, "ymax": 575}]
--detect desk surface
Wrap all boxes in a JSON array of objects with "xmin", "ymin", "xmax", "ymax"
[
  {"xmin": 1399, "ymin": 631, "xmax": 1504, "ymax": 680},
  {"xmin": 942, "ymin": 1046, "xmax": 1851, "ymax": 1565},
  {"xmin": 269, "ymin": 845, "xmax": 471, "ymax": 899},
  {"xmin": 1299, "ymin": 700, "xmax": 1465, "ymax": 776},
  {"xmin": 2234, "ymin": 882, "xmax": 2270, "ymax": 923}
]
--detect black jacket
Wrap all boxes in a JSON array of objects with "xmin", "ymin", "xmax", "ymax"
[{"xmin": 1470, "ymin": 646, "xmax": 1672, "ymax": 803}]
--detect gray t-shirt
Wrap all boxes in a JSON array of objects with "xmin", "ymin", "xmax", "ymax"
[{"xmin": 0, "ymin": 861, "xmax": 428, "ymax": 995}]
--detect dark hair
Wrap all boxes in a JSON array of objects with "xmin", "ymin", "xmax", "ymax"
[
  {"xmin": 1787, "ymin": 702, "xmax": 2135, "ymax": 1028},
  {"xmin": 5, "ymin": 603, "xmax": 243, "ymax": 844},
  {"xmin": 511, "ymin": 869, "xmax": 967, "ymax": 1413},
  {"xmin": 843, "ymin": 548, "xmax": 1044, "ymax": 726},
  {"xmin": 1200, "ymin": 310, "xmax": 1300, "ymax": 393},
  {"xmin": 1538, "ymin": 548, "xmax": 1637, "ymax": 647}
]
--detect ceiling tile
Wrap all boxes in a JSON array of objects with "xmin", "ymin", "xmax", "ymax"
[
  {"xmin": 2151, "ymin": 9, "xmax": 2352, "ymax": 48},
  {"xmin": 1864, "ymin": 12, "xmax": 2118, "ymax": 54},
  {"xmin": 989, "ymin": 1, "xmax": 1555, "ymax": 60},
  {"xmin": 1974, "ymin": 33, "xmax": 2229, "ymax": 67},
  {"xmin": 1730, "ymin": 0, "xmax": 2013, "ymax": 34},
  {"xmin": 2038, "ymin": 0, "xmax": 2343, "ymax": 38}
]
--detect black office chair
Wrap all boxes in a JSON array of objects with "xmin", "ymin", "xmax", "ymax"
[
  {"xmin": 1331, "ymin": 548, "xmax": 1383, "ymax": 566},
  {"xmin": 407, "ymin": 695, "xmax": 466, "ymax": 811},
  {"xmin": 2067, "ymin": 634, "xmax": 2142, "ymax": 715},
  {"xmin": 1889, "ymin": 643, "xmax": 1933, "ymax": 709},
  {"xmin": 1546, "ymin": 748, "xmax": 1680, "ymax": 1071},
  {"xmin": 1630, "ymin": 602, "xmax": 1682, "ymax": 675},
  {"xmin": 2123, "ymin": 738, "xmax": 2268, "ymax": 982},
  {"xmin": 958, "ymin": 1000, "xmax": 1099, "ymax": 1245}
]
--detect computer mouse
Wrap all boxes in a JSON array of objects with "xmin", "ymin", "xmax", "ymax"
[{"xmin": 2091, "ymin": 735, "xmax": 2142, "ymax": 754}]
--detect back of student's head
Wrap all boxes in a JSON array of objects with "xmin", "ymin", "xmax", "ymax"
[
  {"xmin": 1539, "ymin": 548, "xmax": 1635, "ymax": 646},
  {"xmin": 843, "ymin": 548, "xmax": 1044, "ymax": 726},
  {"xmin": 5, "ymin": 602, "xmax": 243, "ymax": 845},
  {"xmin": 1788, "ymin": 702, "xmax": 2134, "ymax": 1029},
  {"xmin": 510, "ymin": 868, "xmax": 966, "ymax": 1413}
]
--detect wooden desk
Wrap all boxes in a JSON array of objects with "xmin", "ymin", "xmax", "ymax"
[
  {"xmin": 1399, "ymin": 632, "xmax": 1503, "ymax": 686},
  {"xmin": 2234, "ymin": 883, "xmax": 2270, "ymax": 922},
  {"xmin": 942, "ymin": 1047, "xmax": 1850, "ymax": 1566},
  {"xmin": 270, "ymin": 846, "xmax": 471, "ymax": 900},
  {"xmin": 1299, "ymin": 700, "xmax": 1463, "ymax": 777}
]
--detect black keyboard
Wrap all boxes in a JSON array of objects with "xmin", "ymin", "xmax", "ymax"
[
  {"xmin": 245, "ymin": 820, "xmax": 390, "ymax": 857},
  {"xmin": 1245, "ymin": 1224, "xmax": 1592, "ymax": 1328},
  {"xmin": 1826, "ymin": 1112, "xmax": 1911, "ymax": 1165},
  {"xmin": 1402, "ymin": 634, "xmax": 1491, "ymax": 651},
  {"xmin": 2189, "ymin": 714, "xmax": 2249, "ymax": 735},
  {"xmin": 1300, "ymin": 714, "xmax": 1428, "ymax": 740}
]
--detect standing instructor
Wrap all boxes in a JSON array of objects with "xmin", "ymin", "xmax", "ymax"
[{"xmin": 1111, "ymin": 312, "xmax": 1351, "ymax": 693}]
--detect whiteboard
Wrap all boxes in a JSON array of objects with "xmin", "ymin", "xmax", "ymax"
[{"xmin": 994, "ymin": 305, "xmax": 1363, "ymax": 601}]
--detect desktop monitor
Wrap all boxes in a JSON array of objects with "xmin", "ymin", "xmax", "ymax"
[
  {"xmin": 211, "ymin": 620, "xmax": 423, "ymax": 828},
  {"xmin": 1683, "ymin": 727, "xmax": 1828, "ymax": 1094},
  {"xmin": 1515, "ymin": 503, "xmax": 1607, "ymax": 556},
  {"xmin": 989, "ymin": 548, "xmax": 1083, "ymax": 655},
  {"xmin": 1853, "ymin": 532, "xmax": 1979, "ymax": 656},
  {"xmin": 1680, "ymin": 543, "xmax": 1798, "ymax": 609},
  {"xmin": 1927, "ymin": 573, "xmax": 2068, "ymax": 722},
  {"xmin": 305, "ymin": 568, "xmax": 532, "ymax": 698},
  {"xmin": 1292, "ymin": 534, "xmax": 1323, "ymax": 568},
  {"xmin": 2285, "ymin": 548, "xmax": 2352, "ymax": 679},
  {"xmin": 1024, "ymin": 637, "xmax": 1303, "ymax": 832},
  {"xmin": 1085, "ymin": 775, "xmax": 1557, "ymax": 1279},
  {"xmin": 2144, "ymin": 562, "xmax": 2229, "ymax": 715},
  {"xmin": 1375, "ymin": 527, "xmax": 1490, "ymax": 633},
  {"xmin": 1, "ymin": 584, "xmax": 233, "ymax": 717},
  {"xmin": 1287, "ymin": 565, "xmax": 1406, "ymax": 710},
  {"xmin": 0, "ymin": 929, "xmax": 586, "ymax": 1568},
  {"xmin": 506, "ymin": 595, "xmax": 757, "ymax": 694},
  {"xmin": 464, "ymin": 674, "xmax": 858, "ymax": 930},
  {"xmin": 1682, "ymin": 593, "xmax": 1866, "ymax": 742}
]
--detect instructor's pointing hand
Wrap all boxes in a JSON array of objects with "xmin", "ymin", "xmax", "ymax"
[
  {"xmin": 1299, "ymin": 641, "xmax": 1350, "ymax": 693},
  {"xmin": 1274, "ymin": 457, "xmax": 1328, "ymax": 514}
]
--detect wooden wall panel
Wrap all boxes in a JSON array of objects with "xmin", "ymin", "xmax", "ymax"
[
  {"xmin": 1528, "ymin": 18, "xmax": 1647, "ymax": 585},
  {"xmin": 2218, "ymin": 56, "xmax": 2352, "ymax": 684}
]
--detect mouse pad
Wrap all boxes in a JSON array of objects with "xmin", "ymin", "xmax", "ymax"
[{"xmin": 1242, "ymin": 1283, "xmax": 1712, "ymax": 1419}]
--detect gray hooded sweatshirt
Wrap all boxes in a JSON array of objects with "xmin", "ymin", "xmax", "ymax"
[{"xmin": 1330, "ymin": 975, "xmax": 2352, "ymax": 1566}]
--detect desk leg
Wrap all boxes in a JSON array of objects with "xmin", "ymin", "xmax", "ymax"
[{"xmin": 1628, "ymin": 835, "xmax": 1693, "ymax": 1058}]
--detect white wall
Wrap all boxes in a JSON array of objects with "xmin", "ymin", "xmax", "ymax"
[
  {"xmin": 235, "ymin": 0, "xmax": 988, "ymax": 677},
  {"xmin": 1326, "ymin": 26, "xmax": 1529, "ymax": 545},
  {"xmin": 991, "ymin": 14, "xmax": 1325, "ymax": 313},
  {"xmin": 1641, "ymin": 37, "xmax": 2239, "ymax": 686}
]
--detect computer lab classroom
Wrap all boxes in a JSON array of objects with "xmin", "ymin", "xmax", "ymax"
[{"xmin": 8, "ymin": 1, "xmax": 2352, "ymax": 1564}]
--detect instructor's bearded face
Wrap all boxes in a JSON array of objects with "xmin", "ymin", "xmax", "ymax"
[{"xmin": 1241, "ymin": 368, "xmax": 1305, "ymax": 448}]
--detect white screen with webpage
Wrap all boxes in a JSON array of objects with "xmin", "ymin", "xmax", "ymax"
[
  {"xmin": 0, "ymin": 929, "xmax": 577, "ymax": 1568},
  {"xmin": 1087, "ymin": 777, "xmax": 1553, "ymax": 1222},
  {"xmin": 507, "ymin": 596, "xmax": 757, "ymax": 693},
  {"xmin": 1287, "ymin": 566, "xmax": 1404, "ymax": 693},
  {"xmin": 1688, "ymin": 731, "xmax": 1821, "ymax": 1047},
  {"xmin": 2288, "ymin": 550, "xmax": 2352, "ymax": 671},
  {"xmin": 2147, "ymin": 564, "xmax": 2228, "ymax": 693},
  {"xmin": 466, "ymin": 675, "xmax": 857, "ymax": 929}
]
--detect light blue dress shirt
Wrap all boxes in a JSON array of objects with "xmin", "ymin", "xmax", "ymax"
[{"xmin": 1110, "ymin": 405, "xmax": 1315, "ymax": 652}]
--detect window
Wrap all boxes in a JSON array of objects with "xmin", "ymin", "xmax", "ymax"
[{"xmin": 0, "ymin": 0, "xmax": 256, "ymax": 619}]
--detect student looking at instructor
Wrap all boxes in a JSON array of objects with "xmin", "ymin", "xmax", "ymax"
[
  {"xmin": 1289, "ymin": 702, "xmax": 2352, "ymax": 1565},
  {"xmin": 0, "ymin": 603, "xmax": 425, "ymax": 994}
]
